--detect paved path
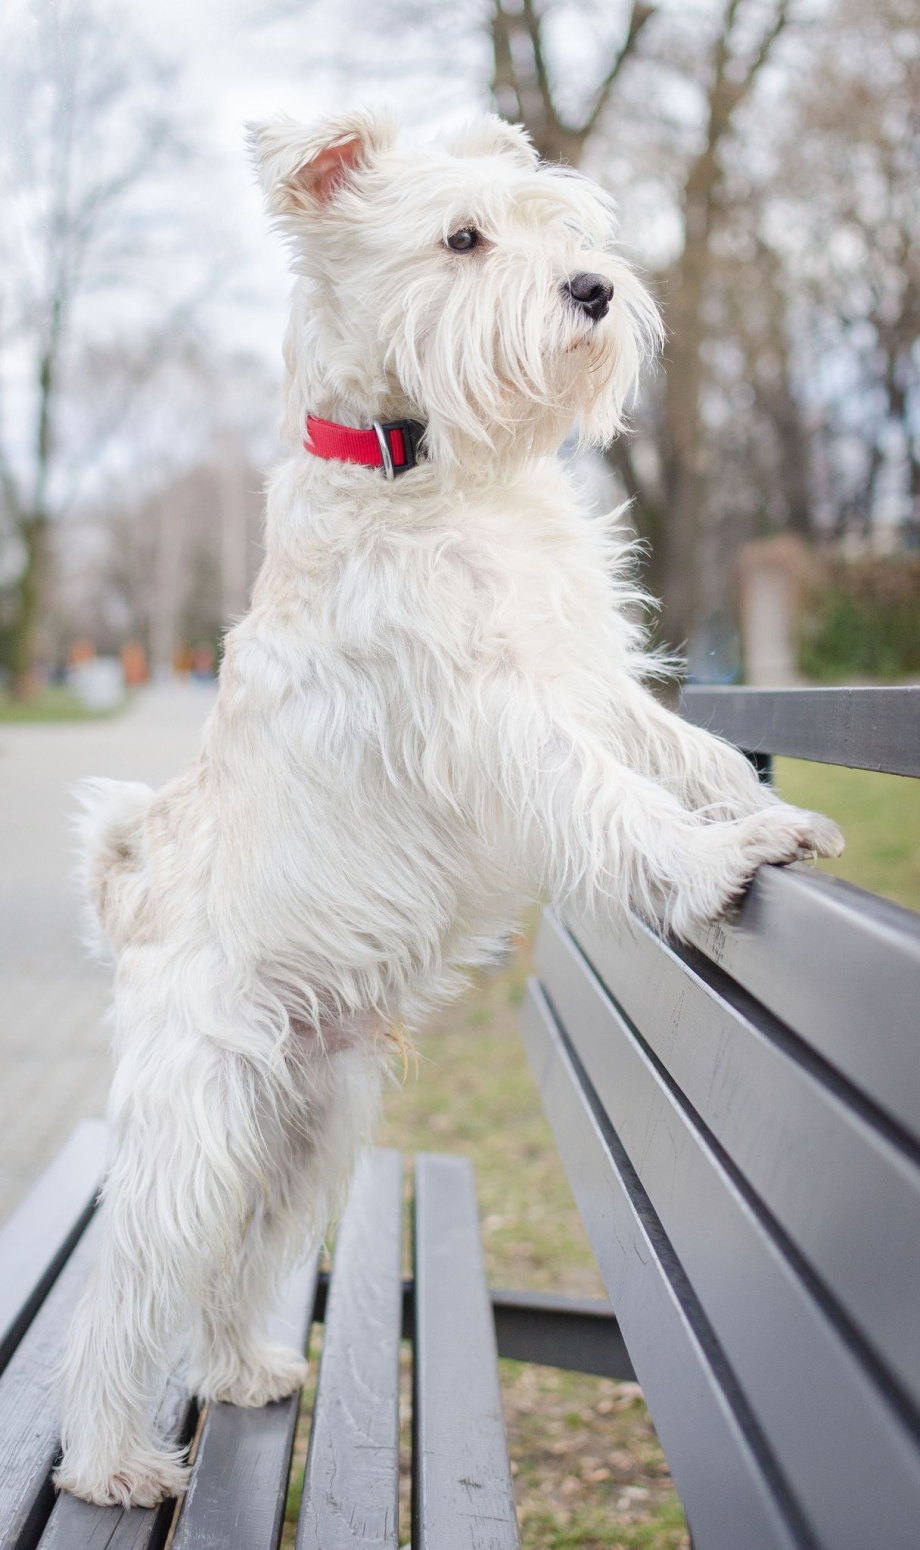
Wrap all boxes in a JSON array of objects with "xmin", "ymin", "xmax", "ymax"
[{"xmin": 0, "ymin": 684, "xmax": 215, "ymax": 1219}]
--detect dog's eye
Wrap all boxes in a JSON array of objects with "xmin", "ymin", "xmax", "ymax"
[{"xmin": 446, "ymin": 228, "xmax": 480, "ymax": 253}]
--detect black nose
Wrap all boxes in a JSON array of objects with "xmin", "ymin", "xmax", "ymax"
[{"xmin": 564, "ymin": 271, "xmax": 614, "ymax": 322}]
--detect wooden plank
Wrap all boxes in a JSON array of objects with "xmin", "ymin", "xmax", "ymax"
[
  {"xmin": 521, "ymin": 982, "xmax": 807, "ymax": 1550},
  {"xmin": 0, "ymin": 1216, "xmax": 101, "ymax": 1550},
  {"xmin": 567, "ymin": 908, "xmax": 920, "ymax": 1415},
  {"xmin": 489, "ymin": 1289, "xmax": 634, "ymax": 1380},
  {"xmin": 680, "ymin": 684, "xmax": 920, "ymax": 776},
  {"xmin": 169, "ymin": 1252, "xmax": 320, "ymax": 1550},
  {"xmin": 296, "ymin": 1150, "xmax": 403, "ymax": 1550},
  {"xmin": 538, "ymin": 910, "xmax": 920, "ymax": 1550},
  {"xmin": 0, "ymin": 1119, "xmax": 107, "ymax": 1375},
  {"xmin": 412, "ymin": 1153, "xmax": 520, "ymax": 1550},
  {"xmin": 689, "ymin": 863, "xmax": 920, "ymax": 1146}
]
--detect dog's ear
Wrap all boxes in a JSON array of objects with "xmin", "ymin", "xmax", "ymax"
[
  {"xmin": 247, "ymin": 109, "xmax": 398, "ymax": 215},
  {"xmin": 445, "ymin": 116, "xmax": 538, "ymax": 169}
]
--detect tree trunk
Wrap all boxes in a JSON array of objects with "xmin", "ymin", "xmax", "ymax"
[
  {"xmin": 8, "ymin": 514, "xmax": 49, "ymax": 699},
  {"xmin": 753, "ymin": 245, "xmax": 813, "ymax": 539},
  {"xmin": 659, "ymin": 220, "xmax": 711, "ymax": 648}
]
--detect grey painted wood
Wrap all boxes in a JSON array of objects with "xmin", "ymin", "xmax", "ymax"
[
  {"xmin": 538, "ymin": 909, "xmax": 920, "ymax": 1549},
  {"xmin": 689, "ymin": 863, "xmax": 920, "ymax": 1145},
  {"xmin": 0, "ymin": 1119, "xmax": 106, "ymax": 1375},
  {"xmin": 0, "ymin": 1215, "xmax": 101, "ymax": 1550},
  {"xmin": 521, "ymin": 981, "xmax": 806, "ymax": 1550},
  {"xmin": 38, "ymin": 1376, "xmax": 192, "ymax": 1550},
  {"xmin": 568, "ymin": 908, "xmax": 920, "ymax": 1415},
  {"xmin": 413, "ymin": 1152, "xmax": 521, "ymax": 1550},
  {"xmin": 297, "ymin": 1149, "xmax": 403, "ymax": 1550},
  {"xmin": 680, "ymin": 684, "xmax": 920, "ymax": 776},
  {"xmin": 169, "ymin": 1252, "xmax": 320, "ymax": 1550},
  {"xmin": 489, "ymin": 1289, "xmax": 635, "ymax": 1380}
]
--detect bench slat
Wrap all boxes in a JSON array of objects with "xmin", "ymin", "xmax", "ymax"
[
  {"xmin": 412, "ymin": 1152, "xmax": 520, "ymax": 1550},
  {"xmin": 521, "ymin": 981, "xmax": 806, "ymax": 1550},
  {"xmin": 490, "ymin": 1289, "xmax": 634, "ymax": 1380},
  {"xmin": 688, "ymin": 864, "xmax": 920, "ymax": 1146},
  {"xmin": 680, "ymin": 685, "xmax": 920, "ymax": 776},
  {"xmin": 0, "ymin": 1119, "xmax": 106, "ymax": 1375},
  {"xmin": 538, "ymin": 909, "xmax": 920, "ymax": 1550},
  {"xmin": 297, "ymin": 1149, "xmax": 403, "ymax": 1550},
  {"xmin": 169, "ymin": 1252, "xmax": 320, "ymax": 1550},
  {"xmin": 568, "ymin": 909, "xmax": 920, "ymax": 1415},
  {"xmin": 0, "ymin": 1217, "xmax": 101, "ymax": 1550}
]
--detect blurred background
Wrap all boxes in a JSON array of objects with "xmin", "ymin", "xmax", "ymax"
[
  {"xmin": 1, "ymin": 3, "xmax": 918, "ymax": 1547},
  {"xmin": 2, "ymin": 0, "xmax": 920, "ymax": 697}
]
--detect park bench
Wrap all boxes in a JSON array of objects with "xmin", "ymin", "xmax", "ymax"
[{"xmin": 0, "ymin": 681, "xmax": 918, "ymax": 1548}]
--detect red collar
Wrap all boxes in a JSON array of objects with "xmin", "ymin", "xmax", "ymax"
[{"xmin": 304, "ymin": 415, "xmax": 425, "ymax": 479}]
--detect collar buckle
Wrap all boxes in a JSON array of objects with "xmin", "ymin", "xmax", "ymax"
[
  {"xmin": 374, "ymin": 418, "xmax": 425, "ymax": 479},
  {"xmin": 372, "ymin": 420, "xmax": 395, "ymax": 480}
]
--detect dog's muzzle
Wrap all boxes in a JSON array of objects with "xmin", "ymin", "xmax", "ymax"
[{"xmin": 563, "ymin": 272, "xmax": 614, "ymax": 323}]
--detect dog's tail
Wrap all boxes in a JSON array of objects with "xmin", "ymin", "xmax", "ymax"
[{"xmin": 74, "ymin": 778, "xmax": 155, "ymax": 958}]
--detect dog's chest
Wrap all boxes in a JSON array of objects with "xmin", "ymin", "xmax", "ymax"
[{"xmin": 436, "ymin": 499, "xmax": 620, "ymax": 689}]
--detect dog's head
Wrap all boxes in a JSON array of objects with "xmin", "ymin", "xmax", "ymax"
[{"xmin": 248, "ymin": 108, "xmax": 661, "ymax": 468}]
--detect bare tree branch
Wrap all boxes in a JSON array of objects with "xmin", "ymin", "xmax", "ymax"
[
  {"xmin": 490, "ymin": 0, "xmax": 655, "ymax": 164},
  {"xmin": 0, "ymin": 0, "xmax": 211, "ymax": 690},
  {"xmin": 580, "ymin": 2, "xmax": 656, "ymax": 142}
]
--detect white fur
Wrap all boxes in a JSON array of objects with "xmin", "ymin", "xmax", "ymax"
[{"xmin": 55, "ymin": 109, "xmax": 842, "ymax": 1507}]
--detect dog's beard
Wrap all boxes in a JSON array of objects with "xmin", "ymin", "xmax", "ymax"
[{"xmin": 391, "ymin": 294, "xmax": 630, "ymax": 467}]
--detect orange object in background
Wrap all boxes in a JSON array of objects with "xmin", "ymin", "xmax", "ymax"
[
  {"xmin": 69, "ymin": 638, "xmax": 96, "ymax": 667},
  {"xmin": 173, "ymin": 645, "xmax": 194, "ymax": 677},
  {"xmin": 191, "ymin": 643, "xmax": 216, "ymax": 681},
  {"xmin": 121, "ymin": 640, "xmax": 149, "ymax": 687}
]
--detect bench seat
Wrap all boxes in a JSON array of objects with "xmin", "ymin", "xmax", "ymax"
[{"xmin": 0, "ymin": 1126, "xmax": 624, "ymax": 1550}]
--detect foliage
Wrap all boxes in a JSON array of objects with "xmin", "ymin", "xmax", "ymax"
[{"xmin": 800, "ymin": 556, "xmax": 920, "ymax": 683}]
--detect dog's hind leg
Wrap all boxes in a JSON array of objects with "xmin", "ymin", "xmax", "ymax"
[
  {"xmin": 184, "ymin": 1201, "xmax": 311, "ymax": 1409},
  {"xmin": 55, "ymin": 979, "xmax": 286, "ymax": 1507},
  {"xmin": 185, "ymin": 1040, "xmax": 383, "ymax": 1408}
]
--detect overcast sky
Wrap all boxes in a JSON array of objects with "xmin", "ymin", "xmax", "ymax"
[{"xmin": 126, "ymin": 0, "xmax": 492, "ymax": 369}]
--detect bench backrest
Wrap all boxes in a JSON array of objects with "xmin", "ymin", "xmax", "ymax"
[{"xmin": 522, "ymin": 683, "xmax": 920, "ymax": 1550}]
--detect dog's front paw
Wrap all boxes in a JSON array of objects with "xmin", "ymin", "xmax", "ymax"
[
  {"xmin": 738, "ymin": 803, "xmax": 844, "ymax": 866},
  {"xmin": 783, "ymin": 806, "xmax": 844, "ymax": 859},
  {"xmin": 668, "ymin": 805, "xmax": 844, "ymax": 937},
  {"xmin": 193, "ymin": 1343, "xmax": 308, "ymax": 1408},
  {"xmin": 54, "ymin": 1448, "xmax": 189, "ymax": 1508}
]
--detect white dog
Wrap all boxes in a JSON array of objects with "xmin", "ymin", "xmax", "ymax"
[{"xmin": 55, "ymin": 109, "xmax": 842, "ymax": 1507}]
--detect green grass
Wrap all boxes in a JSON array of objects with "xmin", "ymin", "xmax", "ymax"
[
  {"xmin": 519, "ymin": 1498, "xmax": 688, "ymax": 1550},
  {"xmin": 774, "ymin": 758, "xmax": 920, "ymax": 910},
  {"xmin": 0, "ymin": 685, "xmax": 125, "ymax": 722}
]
